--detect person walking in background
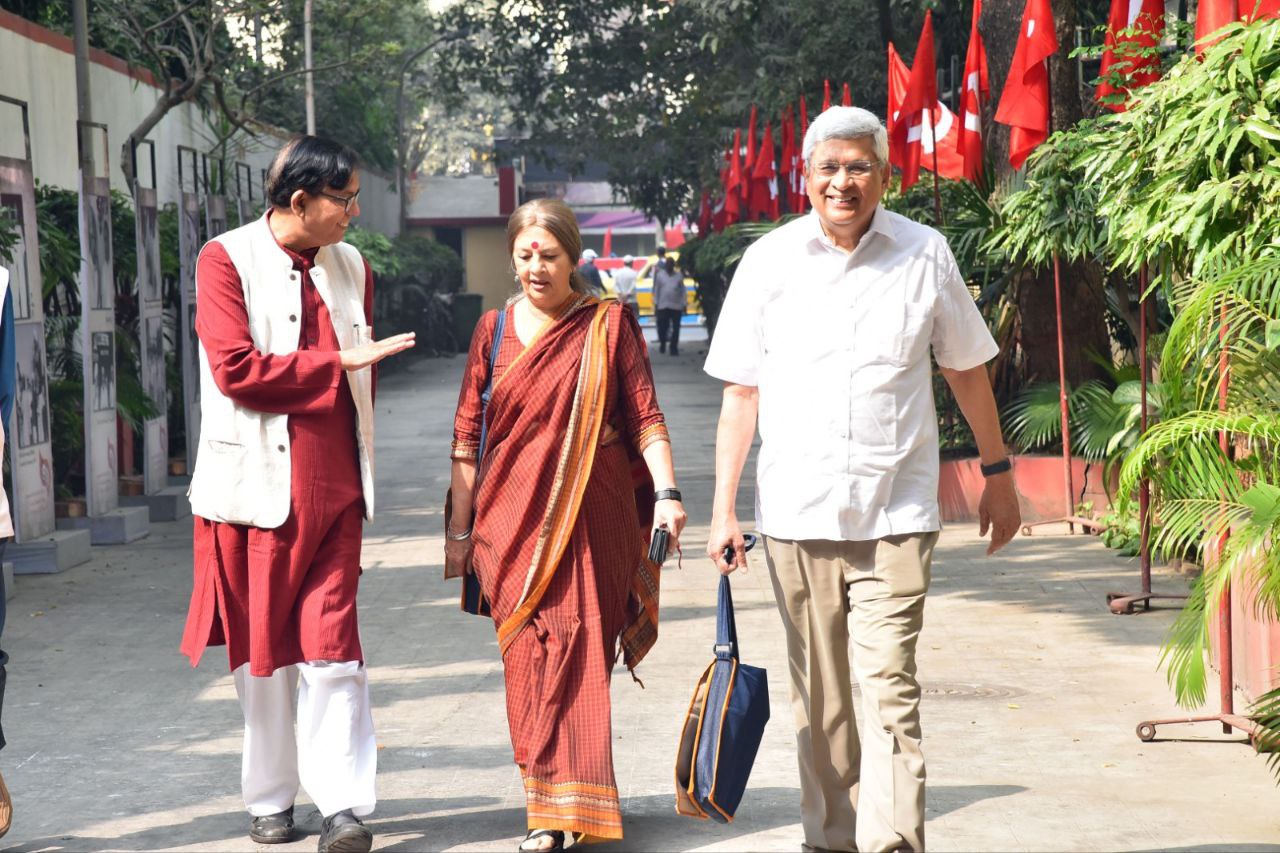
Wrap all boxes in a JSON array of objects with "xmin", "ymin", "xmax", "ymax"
[
  {"xmin": 704, "ymin": 107, "xmax": 1021, "ymax": 853},
  {"xmin": 447, "ymin": 198, "xmax": 685, "ymax": 851},
  {"xmin": 179, "ymin": 136, "xmax": 415, "ymax": 853},
  {"xmin": 613, "ymin": 254, "xmax": 640, "ymax": 313},
  {"xmin": 578, "ymin": 248, "xmax": 607, "ymax": 296},
  {"xmin": 652, "ymin": 255, "xmax": 686, "ymax": 355}
]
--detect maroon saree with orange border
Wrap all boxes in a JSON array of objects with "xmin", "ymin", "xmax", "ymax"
[{"xmin": 451, "ymin": 296, "xmax": 666, "ymax": 841}]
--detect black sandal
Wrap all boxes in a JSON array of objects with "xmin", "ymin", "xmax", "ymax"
[{"xmin": 519, "ymin": 829, "xmax": 571, "ymax": 851}]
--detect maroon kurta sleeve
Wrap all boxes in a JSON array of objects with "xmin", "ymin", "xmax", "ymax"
[
  {"xmin": 195, "ymin": 242, "xmax": 343, "ymax": 415},
  {"xmin": 615, "ymin": 305, "xmax": 669, "ymax": 451},
  {"xmin": 451, "ymin": 308, "xmax": 499, "ymax": 460}
]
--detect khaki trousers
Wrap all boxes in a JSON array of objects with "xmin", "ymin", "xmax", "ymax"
[{"xmin": 764, "ymin": 532, "xmax": 939, "ymax": 853}]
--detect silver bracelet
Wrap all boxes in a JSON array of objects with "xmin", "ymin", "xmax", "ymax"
[{"xmin": 446, "ymin": 527, "xmax": 472, "ymax": 541}]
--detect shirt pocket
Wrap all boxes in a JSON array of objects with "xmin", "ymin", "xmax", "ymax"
[{"xmin": 859, "ymin": 301, "xmax": 933, "ymax": 367}]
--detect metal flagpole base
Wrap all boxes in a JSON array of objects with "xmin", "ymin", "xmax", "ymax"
[
  {"xmin": 1106, "ymin": 591, "xmax": 1189, "ymax": 615},
  {"xmin": 1135, "ymin": 713, "xmax": 1258, "ymax": 743},
  {"xmin": 1020, "ymin": 516, "xmax": 1106, "ymax": 536}
]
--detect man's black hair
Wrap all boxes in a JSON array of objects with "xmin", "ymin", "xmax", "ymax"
[
  {"xmin": 266, "ymin": 136, "xmax": 360, "ymax": 209},
  {"xmin": 656, "ymin": 245, "xmax": 667, "ymax": 258}
]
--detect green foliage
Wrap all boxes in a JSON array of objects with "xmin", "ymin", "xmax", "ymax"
[
  {"xmin": 991, "ymin": 126, "xmax": 1108, "ymax": 268},
  {"xmin": 1117, "ymin": 256, "xmax": 1280, "ymax": 740},
  {"xmin": 344, "ymin": 226, "xmax": 463, "ymax": 354},
  {"xmin": 447, "ymin": 0, "xmax": 939, "ymax": 223},
  {"xmin": 1082, "ymin": 19, "xmax": 1280, "ymax": 278},
  {"xmin": 1098, "ymin": 504, "xmax": 1145, "ymax": 556}
]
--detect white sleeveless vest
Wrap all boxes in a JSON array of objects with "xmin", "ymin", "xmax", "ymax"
[{"xmin": 188, "ymin": 214, "xmax": 375, "ymax": 529}]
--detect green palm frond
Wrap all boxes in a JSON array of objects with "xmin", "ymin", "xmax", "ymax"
[
  {"xmin": 1251, "ymin": 686, "xmax": 1280, "ymax": 776},
  {"xmin": 1003, "ymin": 382, "xmax": 1064, "ymax": 451}
]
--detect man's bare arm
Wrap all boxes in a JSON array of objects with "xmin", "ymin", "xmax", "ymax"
[
  {"xmin": 941, "ymin": 364, "xmax": 1021, "ymax": 555},
  {"xmin": 706, "ymin": 382, "xmax": 759, "ymax": 573}
]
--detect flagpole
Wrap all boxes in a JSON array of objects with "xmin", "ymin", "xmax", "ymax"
[{"xmin": 1106, "ymin": 262, "xmax": 1188, "ymax": 613}]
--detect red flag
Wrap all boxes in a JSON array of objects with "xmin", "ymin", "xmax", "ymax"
[
  {"xmin": 745, "ymin": 105, "xmax": 758, "ymax": 178},
  {"xmin": 724, "ymin": 131, "xmax": 742, "ymax": 226},
  {"xmin": 1097, "ymin": 0, "xmax": 1164, "ymax": 110},
  {"xmin": 841, "ymin": 83, "xmax": 853, "ymax": 106},
  {"xmin": 888, "ymin": 42, "xmax": 967, "ymax": 182},
  {"xmin": 823, "ymin": 79, "xmax": 832, "ymax": 111},
  {"xmin": 697, "ymin": 191, "xmax": 712, "ymax": 235},
  {"xmin": 994, "ymin": 0, "xmax": 1058, "ymax": 170},
  {"xmin": 959, "ymin": 0, "xmax": 990, "ymax": 181},
  {"xmin": 781, "ymin": 106, "xmax": 805, "ymax": 213},
  {"xmin": 601, "ymin": 227, "xmax": 612, "ymax": 257},
  {"xmin": 752, "ymin": 121, "xmax": 780, "ymax": 219},
  {"xmin": 889, "ymin": 12, "xmax": 939, "ymax": 189},
  {"xmin": 800, "ymin": 95, "xmax": 809, "ymax": 137},
  {"xmin": 1195, "ymin": 0, "xmax": 1238, "ymax": 52},
  {"xmin": 664, "ymin": 225, "xmax": 686, "ymax": 248},
  {"xmin": 1242, "ymin": 0, "xmax": 1280, "ymax": 21}
]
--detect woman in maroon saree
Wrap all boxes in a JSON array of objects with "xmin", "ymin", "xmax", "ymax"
[{"xmin": 447, "ymin": 199, "xmax": 685, "ymax": 851}]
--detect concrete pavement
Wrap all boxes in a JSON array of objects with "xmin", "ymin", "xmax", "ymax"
[{"xmin": 2, "ymin": 335, "xmax": 1277, "ymax": 852}]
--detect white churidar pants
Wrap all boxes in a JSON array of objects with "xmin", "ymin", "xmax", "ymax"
[{"xmin": 233, "ymin": 660, "xmax": 377, "ymax": 818}]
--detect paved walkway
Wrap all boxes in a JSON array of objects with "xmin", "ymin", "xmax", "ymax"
[{"xmin": 3, "ymin": 339, "xmax": 1277, "ymax": 852}]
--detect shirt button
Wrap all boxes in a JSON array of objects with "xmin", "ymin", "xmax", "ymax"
[
  {"xmin": 289, "ymin": 314, "xmax": 298, "ymax": 322},
  {"xmin": 277, "ymin": 444, "xmax": 286, "ymax": 453}
]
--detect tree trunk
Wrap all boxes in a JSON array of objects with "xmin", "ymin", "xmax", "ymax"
[
  {"xmin": 1017, "ymin": 258, "xmax": 1112, "ymax": 387},
  {"xmin": 984, "ymin": 0, "xmax": 1106, "ymax": 387},
  {"xmin": 875, "ymin": 0, "xmax": 895, "ymax": 49}
]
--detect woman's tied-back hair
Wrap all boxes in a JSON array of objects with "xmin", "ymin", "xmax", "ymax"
[
  {"xmin": 506, "ymin": 198, "xmax": 591, "ymax": 295},
  {"xmin": 266, "ymin": 135, "xmax": 360, "ymax": 209}
]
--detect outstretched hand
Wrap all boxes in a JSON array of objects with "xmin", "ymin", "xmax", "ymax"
[{"xmin": 340, "ymin": 332, "xmax": 416, "ymax": 371}]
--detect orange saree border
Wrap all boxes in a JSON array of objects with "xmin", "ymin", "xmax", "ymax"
[
  {"xmin": 524, "ymin": 777, "xmax": 624, "ymax": 841},
  {"xmin": 497, "ymin": 300, "xmax": 613, "ymax": 656}
]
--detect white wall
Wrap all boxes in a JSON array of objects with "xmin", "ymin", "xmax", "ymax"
[{"xmin": 0, "ymin": 15, "xmax": 398, "ymax": 234}]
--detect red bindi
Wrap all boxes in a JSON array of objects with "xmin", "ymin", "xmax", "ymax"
[{"xmin": 531, "ymin": 241, "xmax": 540, "ymax": 249}]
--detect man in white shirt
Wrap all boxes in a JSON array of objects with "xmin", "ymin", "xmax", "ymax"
[
  {"xmin": 614, "ymin": 254, "xmax": 639, "ymax": 313},
  {"xmin": 704, "ymin": 107, "xmax": 1021, "ymax": 853}
]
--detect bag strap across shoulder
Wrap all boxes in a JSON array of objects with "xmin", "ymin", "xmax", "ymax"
[
  {"xmin": 714, "ymin": 574, "xmax": 739, "ymax": 661},
  {"xmin": 477, "ymin": 307, "xmax": 507, "ymax": 457}
]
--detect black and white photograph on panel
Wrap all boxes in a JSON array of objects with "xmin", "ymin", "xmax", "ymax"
[
  {"xmin": 1, "ymin": 192, "xmax": 31, "ymax": 320},
  {"xmin": 186, "ymin": 303, "xmax": 200, "ymax": 401},
  {"xmin": 15, "ymin": 322, "xmax": 49, "ymax": 449},
  {"xmin": 144, "ymin": 315, "xmax": 165, "ymax": 404},
  {"xmin": 91, "ymin": 330, "xmax": 116, "ymax": 411},
  {"xmin": 87, "ymin": 193, "xmax": 113, "ymax": 309},
  {"xmin": 180, "ymin": 200, "xmax": 200, "ymax": 288},
  {"xmin": 138, "ymin": 203, "xmax": 162, "ymax": 304}
]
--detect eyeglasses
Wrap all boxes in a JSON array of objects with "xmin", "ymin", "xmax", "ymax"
[
  {"xmin": 318, "ymin": 188, "xmax": 360, "ymax": 213},
  {"xmin": 813, "ymin": 160, "xmax": 880, "ymax": 179}
]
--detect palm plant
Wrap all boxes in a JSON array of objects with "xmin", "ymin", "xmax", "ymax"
[{"xmin": 1117, "ymin": 255, "xmax": 1280, "ymax": 770}]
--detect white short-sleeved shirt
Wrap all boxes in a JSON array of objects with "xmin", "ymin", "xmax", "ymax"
[{"xmin": 704, "ymin": 207, "xmax": 997, "ymax": 541}]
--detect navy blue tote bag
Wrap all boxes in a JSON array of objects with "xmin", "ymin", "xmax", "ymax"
[{"xmin": 675, "ymin": 573, "xmax": 769, "ymax": 822}]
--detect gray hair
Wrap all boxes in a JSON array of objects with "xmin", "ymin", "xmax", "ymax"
[{"xmin": 802, "ymin": 106, "xmax": 889, "ymax": 167}]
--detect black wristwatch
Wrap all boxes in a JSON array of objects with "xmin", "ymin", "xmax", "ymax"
[
  {"xmin": 980, "ymin": 458, "xmax": 1012, "ymax": 477},
  {"xmin": 654, "ymin": 488, "xmax": 683, "ymax": 502}
]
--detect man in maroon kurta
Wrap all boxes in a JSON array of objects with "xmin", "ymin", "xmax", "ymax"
[{"xmin": 180, "ymin": 136, "xmax": 414, "ymax": 852}]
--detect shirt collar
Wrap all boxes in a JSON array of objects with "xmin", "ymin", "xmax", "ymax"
[{"xmin": 806, "ymin": 204, "xmax": 897, "ymax": 253}]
